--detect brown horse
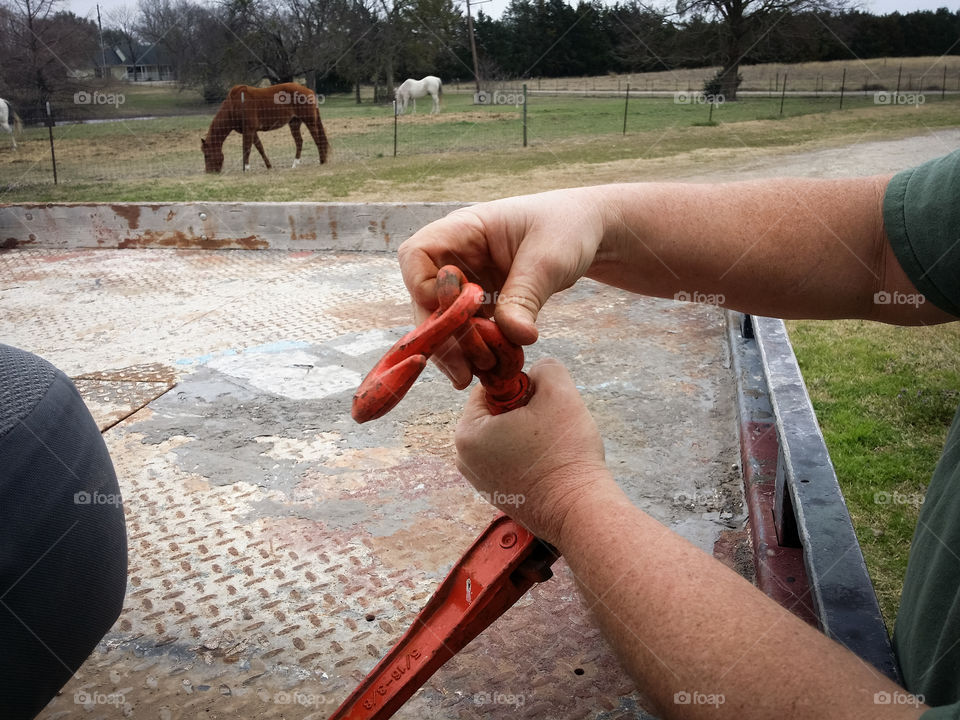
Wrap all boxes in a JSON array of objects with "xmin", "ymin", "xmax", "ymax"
[{"xmin": 201, "ymin": 83, "xmax": 330, "ymax": 173}]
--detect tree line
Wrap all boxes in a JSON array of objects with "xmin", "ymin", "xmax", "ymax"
[{"xmin": 1, "ymin": 0, "xmax": 958, "ymax": 118}]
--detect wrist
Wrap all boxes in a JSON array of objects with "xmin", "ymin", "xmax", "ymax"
[
  {"xmin": 549, "ymin": 465, "xmax": 622, "ymax": 552},
  {"xmin": 586, "ymin": 184, "xmax": 632, "ymax": 283}
]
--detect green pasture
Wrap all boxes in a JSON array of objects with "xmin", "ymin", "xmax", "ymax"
[
  {"xmin": 787, "ymin": 320, "xmax": 960, "ymax": 629},
  {"xmin": 2, "ymin": 89, "xmax": 956, "ymax": 203}
]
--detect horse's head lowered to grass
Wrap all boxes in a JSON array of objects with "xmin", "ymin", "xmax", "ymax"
[{"xmin": 201, "ymin": 136, "xmax": 225, "ymax": 173}]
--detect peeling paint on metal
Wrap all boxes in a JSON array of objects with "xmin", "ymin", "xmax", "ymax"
[{"xmin": 0, "ymin": 248, "xmax": 745, "ymax": 719}]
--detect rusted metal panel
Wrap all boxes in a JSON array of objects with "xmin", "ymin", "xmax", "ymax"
[
  {"xmin": 727, "ymin": 312, "xmax": 817, "ymax": 627},
  {"xmin": 0, "ymin": 202, "xmax": 470, "ymax": 252},
  {"xmin": 71, "ymin": 363, "xmax": 179, "ymax": 431},
  {"xmin": 73, "ymin": 379, "xmax": 174, "ymax": 431},
  {"xmin": 1, "ymin": 248, "xmax": 740, "ymax": 719}
]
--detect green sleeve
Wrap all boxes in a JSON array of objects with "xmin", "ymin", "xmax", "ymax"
[
  {"xmin": 882, "ymin": 149, "xmax": 960, "ymax": 318},
  {"xmin": 923, "ymin": 704, "xmax": 960, "ymax": 719}
]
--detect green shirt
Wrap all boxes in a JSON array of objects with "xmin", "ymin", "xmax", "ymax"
[{"xmin": 884, "ymin": 149, "xmax": 960, "ymax": 718}]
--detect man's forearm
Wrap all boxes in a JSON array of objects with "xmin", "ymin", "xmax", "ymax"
[
  {"xmin": 585, "ymin": 177, "xmax": 951, "ymax": 325},
  {"xmin": 556, "ymin": 473, "xmax": 925, "ymax": 720}
]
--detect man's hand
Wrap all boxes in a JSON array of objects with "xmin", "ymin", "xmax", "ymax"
[
  {"xmin": 397, "ymin": 189, "xmax": 609, "ymax": 388},
  {"xmin": 455, "ymin": 358, "xmax": 613, "ymax": 546}
]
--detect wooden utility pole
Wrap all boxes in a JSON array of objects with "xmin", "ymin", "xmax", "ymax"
[
  {"xmin": 97, "ymin": 5, "xmax": 107, "ymax": 79},
  {"xmin": 465, "ymin": 0, "xmax": 490, "ymax": 93}
]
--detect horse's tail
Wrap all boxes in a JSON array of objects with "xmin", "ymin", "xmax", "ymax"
[
  {"xmin": 314, "ymin": 102, "xmax": 330, "ymax": 164},
  {"xmin": 437, "ymin": 79, "xmax": 442, "ymax": 97}
]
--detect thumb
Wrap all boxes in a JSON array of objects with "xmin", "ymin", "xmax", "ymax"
[
  {"xmin": 494, "ymin": 244, "xmax": 563, "ymax": 346},
  {"xmin": 525, "ymin": 357, "xmax": 577, "ymax": 406}
]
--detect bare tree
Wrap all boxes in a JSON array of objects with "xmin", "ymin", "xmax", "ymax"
[
  {"xmin": 676, "ymin": 0, "xmax": 848, "ymax": 99},
  {"xmin": 106, "ymin": 5, "xmax": 141, "ymax": 79},
  {"xmin": 0, "ymin": 0, "xmax": 98, "ymax": 114}
]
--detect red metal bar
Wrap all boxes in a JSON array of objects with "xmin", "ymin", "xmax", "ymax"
[{"xmin": 326, "ymin": 515, "xmax": 558, "ymax": 720}]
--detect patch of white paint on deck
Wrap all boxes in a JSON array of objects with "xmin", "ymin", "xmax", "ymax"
[
  {"xmin": 207, "ymin": 350, "xmax": 361, "ymax": 399},
  {"xmin": 332, "ymin": 328, "xmax": 402, "ymax": 357}
]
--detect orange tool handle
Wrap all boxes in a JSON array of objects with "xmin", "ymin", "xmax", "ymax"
[{"xmin": 326, "ymin": 516, "xmax": 558, "ymax": 720}]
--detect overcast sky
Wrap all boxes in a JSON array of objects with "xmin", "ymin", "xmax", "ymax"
[{"xmin": 66, "ymin": 0, "xmax": 958, "ymax": 32}]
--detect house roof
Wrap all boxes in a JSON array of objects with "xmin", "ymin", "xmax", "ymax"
[{"xmin": 100, "ymin": 44, "xmax": 173, "ymax": 66}]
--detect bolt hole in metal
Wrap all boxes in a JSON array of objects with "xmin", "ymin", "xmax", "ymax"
[
  {"xmin": 574, "ymin": 668, "xmax": 585, "ymax": 676},
  {"xmin": 365, "ymin": 613, "xmax": 376, "ymax": 622}
]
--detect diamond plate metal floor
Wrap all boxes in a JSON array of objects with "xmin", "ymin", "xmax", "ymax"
[{"xmin": 0, "ymin": 249, "xmax": 745, "ymax": 720}]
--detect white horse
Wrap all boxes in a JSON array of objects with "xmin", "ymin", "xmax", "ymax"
[
  {"xmin": 395, "ymin": 76, "xmax": 442, "ymax": 115},
  {"xmin": 0, "ymin": 98, "xmax": 22, "ymax": 150}
]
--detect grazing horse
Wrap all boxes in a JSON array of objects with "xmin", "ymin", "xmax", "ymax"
[
  {"xmin": 395, "ymin": 76, "xmax": 442, "ymax": 115},
  {"xmin": 201, "ymin": 83, "xmax": 330, "ymax": 173},
  {"xmin": 0, "ymin": 98, "xmax": 22, "ymax": 150}
]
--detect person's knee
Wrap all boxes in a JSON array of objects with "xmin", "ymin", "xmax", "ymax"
[{"xmin": 0, "ymin": 344, "xmax": 128, "ymax": 718}]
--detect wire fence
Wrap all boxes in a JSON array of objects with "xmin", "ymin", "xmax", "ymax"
[{"xmin": 2, "ymin": 74, "xmax": 958, "ymax": 191}]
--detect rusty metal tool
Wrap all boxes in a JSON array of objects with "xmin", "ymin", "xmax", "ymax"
[
  {"xmin": 351, "ymin": 265, "xmax": 533, "ymax": 423},
  {"xmin": 333, "ymin": 265, "xmax": 557, "ymax": 720}
]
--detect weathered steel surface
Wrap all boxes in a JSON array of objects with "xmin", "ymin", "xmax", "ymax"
[
  {"xmin": 752, "ymin": 315, "xmax": 899, "ymax": 682},
  {"xmin": 0, "ymin": 202, "xmax": 470, "ymax": 252},
  {"xmin": 1, "ymin": 248, "xmax": 742, "ymax": 719},
  {"xmin": 726, "ymin": 312, "xmax": 817, "ymax": 627}
]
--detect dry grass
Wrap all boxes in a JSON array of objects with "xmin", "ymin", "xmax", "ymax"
[{"xmin": 447, "ymin": 56, "xmax": 960, "ymax": 94}]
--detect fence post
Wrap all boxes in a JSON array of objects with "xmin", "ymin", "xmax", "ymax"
[
  {"xmin": 622, "ymin": 82, "xmax": 630, "ymax": 135},
  {"xmin": 942, "ymin": 65, "xmax": 947, "ymax": 100},
  {"xmin": 46, "ymin": 101, "xmax": 58, "ymax": 185},
  {"xmin": 240, "ymin": 91, "xmax": 245, "ymax": 171},
  {"xmin": 895, "ymin": 64, "xmax": 902, "ymax": 95},
  {"xmin": 522, "ymin": 84, "xmax": 527, "ymax": 148},
  {"xmin": 779, "ymin": 73, "xmax": 788, "ymax": 117},
  {"xmin": 393, "ymin": 100, "xmax": 398, "ymax": 157},
  {"xmin": 839, "ymin": 68, "xmax": 846, "ymax": 110}
]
